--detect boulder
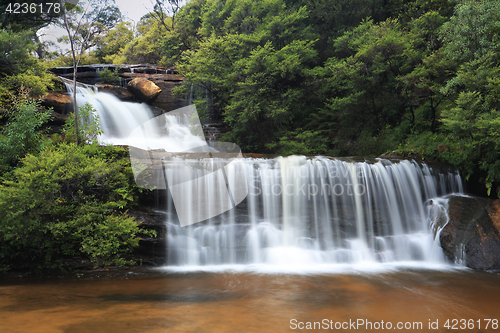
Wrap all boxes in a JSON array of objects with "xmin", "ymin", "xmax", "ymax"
[
  {"xmin": 440, "ymin": 195, "xmax": 500, "ymax": 271},
  {"xmin": 96, "ymin": 84, "xmax": 134, "ymax": 101},
  {"xmin": 127, "ymin": 78, "xmax": 162, "ymax": 103},
  {"xmin": 41, "ymin": 92, "xmax": 71, "ymax": 114}
]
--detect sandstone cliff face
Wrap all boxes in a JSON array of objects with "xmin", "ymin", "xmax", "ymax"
[
  {"xmin": 41, "ymin": 92, "xmax": 71, "ymax": 113},
  {"xmin": 439, "ymin": 195, "xmax": 500, "ymax": 271}
]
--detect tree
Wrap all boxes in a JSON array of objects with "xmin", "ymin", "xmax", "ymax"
[
  {"xmin": 439, "ymin": 0, "xmax": 500, "ymax": 63},
  {"xmin": 0, "ymin": 30, "xmax": 54, "ymax": 103},
  {"xmin": 439, "ymin": 53, "xmax": 500, "ymax": 197},
  {"xmin": 179, "ymin": 0, "xmax": 318, "ymax": 151},
  {"xmin": 1, "ymin": 1, "xmax": 67, "ymax": 60},
  {"xmin": 94, "ymin": 21, "xmax": 134, "ymax": 63},
  {"xmin": 60, "ymin": 0, "xmax": 121, "ymax": 144},
  {"xmin": 117, "ymin": 15, "xmax": 167, "ymax": 64},
  {"xmin": 151, "ymin": 0, "xmax": 181, "ymax": 32},
  {"xmin": 1, "ymin": 0, "xmax": 63, "ymax": 32},
  {"xmin": 0, "ymin": 143, "xmax": 147, "ymax": 269},
  {"xmin": 397, "ymin": 11, "xmax": 451, "ymax": 133},
  {"xmin": 310, "ymin": 19, "xmax": 423, "ymax": 155}
]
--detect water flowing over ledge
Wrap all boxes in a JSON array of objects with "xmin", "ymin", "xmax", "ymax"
[
  {"xmin": 66, "ymin": 81, "xmax": 465, "ymax": 273},
  {"xmin": 161, "ymin": 155, "xmax": 463, "ymax": 272}
]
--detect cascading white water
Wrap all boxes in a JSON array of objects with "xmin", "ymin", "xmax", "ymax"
[
  {"xmin": 62, "ymin": 80, "xmax": 207, "ymax": 150},
  {"xmin": 164, "ymin": 156, "xmax": 463, "ymax": 270},
  {"xmin": 66, "ymin": 82, "xmax": 464, "ymax": 271}
]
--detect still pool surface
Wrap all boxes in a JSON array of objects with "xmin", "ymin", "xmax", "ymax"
[{"xmin": 1, "ymin": 268, "xmax": 499, "ymax": 332}]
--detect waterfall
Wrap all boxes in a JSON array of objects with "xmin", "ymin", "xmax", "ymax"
[
  {"xmin": 61, "ymin": 79, "xmax": 188, "ymax": 149},
  {"xmin": 65, "ymin": 83, "xmax": 464, "ymax": 271},
  {"xmin": 164, "ymin": 156, "xmax": 463, "ymax": 270}
]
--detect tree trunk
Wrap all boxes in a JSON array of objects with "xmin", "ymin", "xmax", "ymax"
[
  {"xmin": 73, "ymin": 65, "xmax": 79, "ymax": 145},
  {"xmin": 62, "ymin": 0, "xmax": 79, "ymax": 145}
]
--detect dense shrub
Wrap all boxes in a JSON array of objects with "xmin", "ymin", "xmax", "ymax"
[
  {"xmin": 0, "ymin": 143, "xmax": 150, "ymax": 271},
  {"xmin": 0, "ymin": 88, "xmax": 51, "ymax": 170}
]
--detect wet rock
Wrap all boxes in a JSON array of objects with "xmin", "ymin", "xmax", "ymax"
[
  {"xmin": 129, "ymin": 210, "xmax": 167, "ymax": 258},
  {"xmin": 487, "ymin": 199, "xmax": 500, "ymax": 233},
  {"xmin": 96, "ymin": 84, "xmax": 134, "ymax": 101},
  {"xmin": 49, "ymin": 110, "xmax": 68, "ymax": 125},
  {"xmin": 41, "ymin": 92, "xmax": 71, "ymax": 114},
  {"xmin": 127, "ymin": 78, "xmax": 162, "ymax": 103},
  {"xmin": 440, "ymin": 195, "xmax": 500, "ymax": 271},
  {"xmin": 149, "ymin": 80, "xmax": 186, "ymax": 112}
]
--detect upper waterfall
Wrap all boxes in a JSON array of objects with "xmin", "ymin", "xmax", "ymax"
[{"xmin": 61, "ymin": 79, "xmax": 207, "ymax": 150}]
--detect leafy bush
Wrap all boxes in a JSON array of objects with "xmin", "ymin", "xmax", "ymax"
[
  {"xmin": 98, "ymin": 68, "xmax": 121, "ymax": 85},
  {"xmin": 63, "ymin": 102, "xmax": 103, "ymax": 144},
  {"xmin": 0, "ymin": 87, "xmax": 51, "ymax": 170},
  {"xmin": 265, "ymin": 129, "xmax": 329, "ymax": 155},
  {"xmin": 0, "ymin": 143, "xmax": 152, "ymax": 271},
  {"xmin": 0, "ymin": 30, "xmax": 54, "ymax": 103}
]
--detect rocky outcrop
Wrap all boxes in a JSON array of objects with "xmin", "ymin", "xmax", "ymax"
[
  {"xmin": 440, "ymin": 195, "xmax": 500, "ymax": 271},
  {"xmin": 49, "ymin": 110, "xmax": 68, "ymax": 125},
  {"xmin": 121, "ymin": 73, "xmax": 182, "ymax": 81},
  {"xmin": 149, "ymin": 80, "xmax": 186, "ymax": 112},
  {"xmin": 127, "ymin": 78, "xmax": 162, "ymax": 103},
  {"xmin": 122, "ymin": 73, "xmax": 185, "ymax": 111},
  {"xmin": 41, "ymin": 92, "xmax": 71, "ymax": 114},
  {"xmin": 96, "ymin": 84, "xmax": 134, "ymax": 101}
]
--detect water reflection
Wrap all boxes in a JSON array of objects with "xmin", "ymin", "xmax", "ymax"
[{"xmin": 0, "ymin": 269, "xmax": 499, "ymax": 332}]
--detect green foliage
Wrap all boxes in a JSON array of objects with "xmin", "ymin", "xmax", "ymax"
[
  {"xmin": 117, "ymin": 16, "xmax": 169, "ymax": 64},
  {"xmin": 98, "ymin": 68, "xmax": 120, "ymax": 85},
  {"xmin": 308, "ymin": 18, "xmax": 423, "ymax": 155},
  {"xmin": 265, "ymin": 129, "xmax": 329, "ymax": 155},
  {"xmin": 440, "ymin": 0, "xmax": 500, "ymax": 63},
  {"xmin": 58, "ymin": 0, "xmax": 122, "ymax": 56},
  {"xmin": 179, "ymin": 0, "xmax": 318, "ymax": 151},
  {"xmin": 0, "ymin": 29, "xmax": 37, "ymax": 78},
  {"xmin": 0, "ymin": 0, "xmax": 63, "ymax": 32},
  {"xmin": 0, "ymin": 143, "xmax": 151, "ymax": 270},
  {"xmin": 0, "ymin": 30, "xmax": 54, "ymax": 103},
  {"xmin": 63, "ymin": 102, "xmax": 103, "ymax": 144},
  {"xmin": 0, "ymin": 88, "xmax": 51, "ymax": 170},
  {"xmin": 439, "ymin": 52, "xmax": 500, "ymax": 196},
  {"xmin": 94, "ymin": 22, "xmax": 134, "ymax": 64}
]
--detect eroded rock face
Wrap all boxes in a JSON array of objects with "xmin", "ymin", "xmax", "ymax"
[
  {"xmin": 440, "ymin": 195, "xmax": 500, "ymax": 271},
  {"xmin": 128, "ymin": 209, "xmax": 167, "ymax": 258},
  {"xmin": 41, "ymin": 92, "xmax": 71, "ymax": 113},
  {"xmin": 149, "ymin": 80, "xmax": 186, "ymax": 112},
  {"xmin": 49, "ymin": 110, "xmax": 68, "ymax": 125},
  {"xmin": 127, "ymin": 78, "xmax": 162, "ymax": 103}
]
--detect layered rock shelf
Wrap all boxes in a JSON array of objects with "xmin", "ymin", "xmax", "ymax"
[{"xmin": 46, "ymin": 64, "xmax": 186, "ymax": 114}]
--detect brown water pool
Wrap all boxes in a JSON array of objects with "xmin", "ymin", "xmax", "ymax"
[{"xmin": 1, "ymin": 268, "xmax": 499, "ymax": 332}]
